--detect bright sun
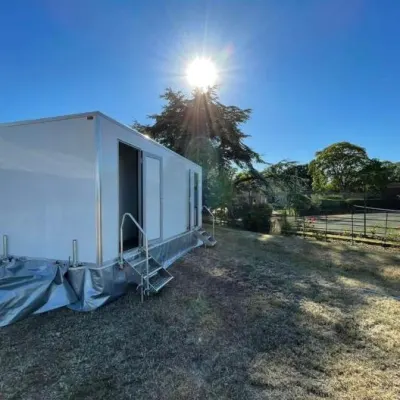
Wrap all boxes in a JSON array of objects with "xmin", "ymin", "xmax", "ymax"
[{"xmin": 186, "ymin": 57, "xmax": 218, "ymax": 90}]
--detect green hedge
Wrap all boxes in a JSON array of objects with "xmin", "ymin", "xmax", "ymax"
[{"xmin": 234, "ymin": 203, "xmax": 273, "ymax": 233}]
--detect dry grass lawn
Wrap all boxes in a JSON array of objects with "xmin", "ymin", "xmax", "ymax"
[{"xmin": 0, "ymin": 226, "xmax": 399, "ymax": 399}]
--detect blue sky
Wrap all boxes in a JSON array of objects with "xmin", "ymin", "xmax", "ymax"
[{"xmin": 1, "ymin": 0, "xmax": 400, "ymax": 165}]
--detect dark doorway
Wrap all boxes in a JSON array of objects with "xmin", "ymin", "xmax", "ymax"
[{"xmin": 118, "ymin": 142, "xmax": 140, "ymax": 251}]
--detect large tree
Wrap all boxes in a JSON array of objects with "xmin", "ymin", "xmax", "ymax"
[
  {"xmin": 205, "ymin": 165, "xmax": 237, "ymax": 209},
  {"xmin": 309, "ymin": 142, "xmax": 369, "ymax": 192},
  {"xmin": 134, "ymin": 87, "xmax": 263, "ymax": 207},
  {"xmin": 262, "ymin": 161, "xmax": 312, "ymax": 210},
  {"xmin": 133, "ymin": 87, "xmax": 263, "ymax": 170},
  {"xmin": 234, "ymin": 161, "xmax": 311, "ymax": 211},
  {"xmin": 358, "ymin": 158, "xmax": 393, "ymax": 192},
  {"xmin": 383, "ymin": 161, "xmax": 400, "ymax": 182}
]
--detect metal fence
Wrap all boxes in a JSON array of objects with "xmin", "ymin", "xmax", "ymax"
[{"xmin": 282, "ymin": 206, "xmax": 400, "ymax": 245}]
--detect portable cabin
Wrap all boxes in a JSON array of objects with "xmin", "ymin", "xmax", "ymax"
[{"xmin": 0, "ymin": 112, "xmax": 216, "ymax": 325}]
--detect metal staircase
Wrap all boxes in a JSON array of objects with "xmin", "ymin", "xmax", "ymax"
[
  {"xmin": 194, "ymin": 206, "xmax": 217, "ymax": 247},
  {"xmin": 194, "ymin": 227, "xmax": 217, "ymax": 247},
  {"xmin": 119, "ymin": 213, "xmax": 173, "ymax": 301}
]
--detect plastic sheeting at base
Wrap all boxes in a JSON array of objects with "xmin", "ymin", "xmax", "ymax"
[
  {"xmin": 0, "ymin": 231, "xmax": 201, "ymax": 326},
  {"xmin": 149, "ymin": 231, "xmax": 201, "ymax": 268},
  {"xmin": 0, "ymin": 258, "xmax": 77, "ymax": 327},
  {"xmin": 66, "ymin": 263, "xmax": 136, "ymax": 311},
  {"xmin": 67, "ymin": 231, "xmax": 201, "ymax": 311}
]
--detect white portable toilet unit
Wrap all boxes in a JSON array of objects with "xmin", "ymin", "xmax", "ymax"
[{"xmin": 0, "ymin": 112, "xmax": 216, "ymax": 324}]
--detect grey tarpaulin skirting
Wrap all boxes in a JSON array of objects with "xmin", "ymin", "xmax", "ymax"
[
  {"xmin": 67, "ymin": 231, "xmax": 201, "ymax": 311},
  {"xmin": 0, "ymin": 258, "xmax": 77, "ymax": 327},
  {"xmin": 0, "ymin": 231, "xmax": 201, "ymax": 327},
  {"xmin": 149, "ymin": 230, "xmax": 201, "ymax": 268},
  {"xmin": 66, "ymin": 263, "xmax": 136, "ymax": 311}
]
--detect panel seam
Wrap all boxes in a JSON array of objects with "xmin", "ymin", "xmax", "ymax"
[{"xmin": 95, "ymin": 116, "xmax": 103, "ymax": 265}]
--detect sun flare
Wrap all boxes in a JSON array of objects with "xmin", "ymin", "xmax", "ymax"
[{"xmin": 186, "ymin": 57, "xmax": 218, "ymax": 90}]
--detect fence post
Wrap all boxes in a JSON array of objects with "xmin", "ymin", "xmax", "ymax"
[
  {"xmin": 384, "ymin": 212, "xmax": 389, "ymax": 245},
  {"xmin": 351, "ymin": 208, "xmax": 354, "ymax": 245},
  {"xmin": 325, "ymin": 215, "xmax": 328, "ymax": 242},
  {"xmin": 303, "ymin": 216, "xmax": 306, "ymax": 238},
  {"xmin": 363, "ymin": 185, "xmax": 367, "ymax": 237},
  {"xmin": 364, "ymin": 206, "xmax": 367, "ymax": 237}
]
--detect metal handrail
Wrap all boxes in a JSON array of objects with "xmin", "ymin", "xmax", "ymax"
[
  {"xmin": 203, "ymin": 206, "xmax": 215, "ymax": 238},
  {"xmin": 119, "ymin": 213, "xmax": 149, "ymax": 301}
]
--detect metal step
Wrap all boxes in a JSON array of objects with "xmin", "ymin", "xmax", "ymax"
[
  {"xmin": 125, "ymin": 255, "xmax": 163, "ymax": 278},
  {"xmin": 124, "ymin": 253, "xmax": 173, "ymax": 294},
  {"xmin": 149, "ymin": 269, "xmax": 174, "ymax": 293},
  {"xmin": 194, "ymin": 228, "xmax": 217, "ymax": 247},
  {"xmin": 137, "ymin": 260, "xmax": 163, "ymax": 279},
  {"xmin": 125, "ymin": 254, "xmax": 147, "ymax": 267}
]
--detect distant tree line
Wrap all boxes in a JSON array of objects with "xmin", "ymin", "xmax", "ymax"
[
  {"xmin": 309, "ymin": 142, "xmax": 400, "ymax": 193},
  {"xmin": 135, "ymin": 87, "xmax": 400, "ymax": 230}
]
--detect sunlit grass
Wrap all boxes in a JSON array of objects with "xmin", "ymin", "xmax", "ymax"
[{"xmin": 0, "ymin": 224, "xmax": 399, "ymax": 399}]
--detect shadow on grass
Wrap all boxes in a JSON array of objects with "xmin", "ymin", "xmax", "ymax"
[{"xmin": 0, "ymin": 227, "xmax": 399, "ymax": 399}]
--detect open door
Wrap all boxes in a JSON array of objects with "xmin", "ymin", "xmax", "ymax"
[
  {"xmin": 143, "ymin": 155, "xmax": 162, "ymax": 241},
  {"xmin": 118, "ymin": 142, "xmax": 141, "ymax": 251}
]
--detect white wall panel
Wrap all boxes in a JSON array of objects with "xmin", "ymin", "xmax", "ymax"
[
  {"xmin": 99, "ymin": 115, "xmax": 201, "ymax": 262},
  {"xmin": 163, "ymin": 158, "xmax": 188, "ymax": 238},
  {"xmin": 144, "ymin": 156, "xmax": 161, "ymax": 240},
  {"xmin": 0, "ymin": 117, "xmax": 97, "ymax": 262}
]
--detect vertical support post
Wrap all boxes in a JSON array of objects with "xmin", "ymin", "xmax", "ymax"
[
  {"xmin": 364, "ymin": 207, "xmax": 367, "ymax": 237},
  {"xmin": 212, "ymin": 213, "xmax": 215, "ymax": 239},
  {"xmin": 351, "ymin": 209, "xmax": 354, "ymax": 245},
  {"xmin": 325, "ymin": 215, "xmax": 328, "ymax": 242},
  {"xmin": 363, "ymin": 189, "xmax": 367, "ymax": 237},
  {"xmin": 384, "ymin": 212, "xmax": 389, "ymax": 245},
  {"xmin": 145, "ymin": 236, "xmax": 149, "ymax": 297},
  {"xmin": 140, "ymin": 230, "xmax": 144, "ymax": 302},
  {"xmin": 2, "ymin": 235, "xmax": 8, "ymax": 259},
  {"xmin": 72, "ymin": 239, "xmax": 78, "ymax": 267},
  {"xmin": 119, "ymin": 215, "xmax": 124, "ymax": 267},
  {"xmin": 303, "ymin": 216, "xmax": 306, "ymax": 238},
  {"xmin": 203, "ymin": 206, "xmax": 215, "ymax": 239}
]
